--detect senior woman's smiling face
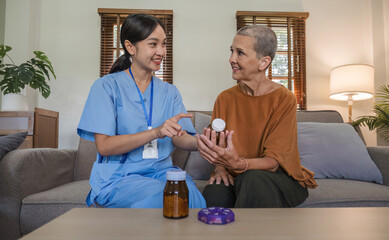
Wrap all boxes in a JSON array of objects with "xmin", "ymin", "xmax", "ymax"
[{"xmin": 229, "ymin": 35, "xmax": 261, "ymax": 81}]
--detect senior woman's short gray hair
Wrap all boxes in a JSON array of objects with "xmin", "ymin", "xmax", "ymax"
[{"xmin": 237, "ymin": 25, "xmax": 277, "ymax": 60}]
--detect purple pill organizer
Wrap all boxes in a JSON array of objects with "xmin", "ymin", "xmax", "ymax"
[{"xmin": 198, "ymin": 207, "xmax": 235, "ymax": 225}]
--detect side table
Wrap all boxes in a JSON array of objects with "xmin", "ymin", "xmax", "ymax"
[{"xmin": 0, "ymin": 107, "xmax": 59, "ymax": 148}]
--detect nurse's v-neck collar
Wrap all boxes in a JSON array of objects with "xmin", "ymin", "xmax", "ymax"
[{"xmin": 122, "ymin": 70, "xmax": 153, "ymax": 95}]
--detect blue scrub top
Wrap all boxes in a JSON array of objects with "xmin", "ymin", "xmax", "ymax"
[{"xmin": 77, "ymin": 71, "xmax": 206, "ymax": 208}]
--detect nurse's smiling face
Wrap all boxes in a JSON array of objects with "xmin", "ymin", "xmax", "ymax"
[{"xmin": 128, "ymin": 25, "xmax": 167, "ymax": 72}]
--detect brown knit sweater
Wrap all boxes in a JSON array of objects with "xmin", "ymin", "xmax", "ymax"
[{"xmin": 212, "ymin": 84, "xmax": 317, "ymax": 189}]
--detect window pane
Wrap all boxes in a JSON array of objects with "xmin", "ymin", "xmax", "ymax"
[
  {"xmin": 272, "ymin": 79, "xmax": 288, "ymax": 88},
  {"xmin": 272, "ymin": 79, "xmax": 294, "ymax": 92},
  {"xmin": 155, "ymin": 61, "xmax": 164, "ymax": 76},
  {"xmin": 273, "ymin": 27, "xmax": 288, "ymax": 52},
  {"xmin": 113, "ymin": 49, "xmax": 124, "ymax": 60},
  {"xmin": 272, "ymin": 53, "xmax": 288, "ymax": 76},
  {"xmin": 113, "ymin": 25, "xmax": 118, "ymax": 48}
]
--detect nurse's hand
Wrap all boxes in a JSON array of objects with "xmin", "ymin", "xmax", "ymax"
[{"xmin": 155, "ymin": 113, "xmax": 193, "ymax": 138}]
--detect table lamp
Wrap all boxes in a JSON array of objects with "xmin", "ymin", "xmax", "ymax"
[{"xmin": 329, "ymin": 64, "xmax": 374, "ymax": 123}]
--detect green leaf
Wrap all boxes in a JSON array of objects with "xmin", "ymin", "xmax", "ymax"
[
  {"xmin": 377, "ymin": 126, "xmax": 389, "ymax": 142},
  {"xmin": 32, "ymin": 52, "xmax": 56, "ymax": 79},
  {"xmin": 0, "ymin": 71, "xmax": 23, "ymax": 94},
  {"xmin": 29, "ymin": 72, "xmax": 51, "ymax": 98},
  {"xmin": 16, "ymin": 63, "xmax": 35, "ymax": 84},
  {"xmin": 33, "ymin": 51, "xmax": 50, "ymax": 66},
  {"xmin": 31, "ymin": 59, "xmax": 52, "ymax": 80},
  {"xmin": 0, "ymin": 44, "xmax": 12, "ymax": 58}
]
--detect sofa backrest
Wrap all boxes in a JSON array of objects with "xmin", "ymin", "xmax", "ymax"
[{"xmin": 297, "ymin": 110, "xmax": 343, "ymax": 123}]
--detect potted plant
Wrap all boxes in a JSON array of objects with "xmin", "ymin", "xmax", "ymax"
[
  {"xmin": 352, "ymin": 84, "xmax": 389, "ymax": 142},
  {"xmin": 0, "ymin": 44, "xmax": 56, "ymax": 111}
]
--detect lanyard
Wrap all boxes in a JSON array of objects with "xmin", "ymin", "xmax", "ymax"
[{"xmin": 129, "ymin": 68, "xmax": 153, "ymax": 128}]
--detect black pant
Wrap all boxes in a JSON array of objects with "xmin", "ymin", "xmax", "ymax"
[{"xmin": 202, "ymin": 169, "xmax": 308, "ymax": 208}]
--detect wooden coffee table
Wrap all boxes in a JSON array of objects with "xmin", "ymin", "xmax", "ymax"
[{"xmin": 21, "ymin": 208, "xmax": 389, "ymax": 240}]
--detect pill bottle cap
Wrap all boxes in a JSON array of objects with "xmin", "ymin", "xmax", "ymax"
[
  {"xmin": 166, "ymin": 170, "xmax": 186, "ymax": 181},
  {"xmin": 211, "ymin": 118, "xmax": 226, "ymax": 132}
]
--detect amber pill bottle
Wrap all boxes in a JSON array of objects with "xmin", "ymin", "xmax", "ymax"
[{"xmin": 163, "ymin": 170, "xmax": 189, "ymax": 219}]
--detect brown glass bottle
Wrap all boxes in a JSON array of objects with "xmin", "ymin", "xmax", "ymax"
[{"xmin": 163, "ymin": 170, "xmax": 189, "ymax": 219}]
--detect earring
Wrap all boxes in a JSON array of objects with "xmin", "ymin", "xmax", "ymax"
[{"xmin": 129, "ymin": 55, "xmax": 132, "ymax": 62}]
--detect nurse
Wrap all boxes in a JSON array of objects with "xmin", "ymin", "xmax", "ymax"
[{"xmin": 77, "ymin": 14, "xmax": 206, "ymax": 208}]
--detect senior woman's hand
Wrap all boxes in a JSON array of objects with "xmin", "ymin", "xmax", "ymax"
[
  {"xmin": 208, "ymin": 165, "xmax": 235, "ymax": 186},
  {"xmin": 196, "ymin": 128, "xmax": 244, "ymax": 171}
]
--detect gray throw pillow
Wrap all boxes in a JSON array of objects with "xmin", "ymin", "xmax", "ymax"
[
  {"xmin": 0, "ymin": 131, "xmax": 28, "ymax": 160},
  {"xmin": 297, "ymin": 122, "xmax": 383, "ymax": 184}
]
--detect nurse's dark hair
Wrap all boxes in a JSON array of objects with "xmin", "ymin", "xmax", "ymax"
[{"xmin": 109, "ymin": 14, "xmax": 166, "ymax": 74}]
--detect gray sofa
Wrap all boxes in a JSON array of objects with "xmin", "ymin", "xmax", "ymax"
[{"xmin": 1, "ymin": 110, "xmax": 389, "ymax": 240}]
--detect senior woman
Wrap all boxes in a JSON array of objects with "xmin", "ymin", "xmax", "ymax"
[{"xmin": 196, "ymin": 25, "xmax": 317, "ymax": 208}]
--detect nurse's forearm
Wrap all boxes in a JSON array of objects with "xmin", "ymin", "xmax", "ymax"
[
  {"xmin": 172, "ymin": 132, "xmax": 197, "ymax": 151},
  {"xmin": 94, "ymin": 130, "xmax": 158, "ymax": 156}
]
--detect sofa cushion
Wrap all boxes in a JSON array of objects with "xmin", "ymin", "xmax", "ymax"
[
  {"xmin": 0, "ymin": 131, "xmax": 27, "ymax": 160},
  {"xmin": 298, "ymin": 179, "xmax": 389, "ymax": 207},
  {"xmin": 297, "ymin": 122, "xmax": 383, "ymax": 184},
  {"xmin": 20, "ymin": 180, "xmax": 90, "ymax": 235},
  {"xmin": 185, "ymin": 151, "xmax": 215, "ymax": 180},
  {"xmin": 194, "ymin": 112, "xmax": 212, "ymax": 134}
]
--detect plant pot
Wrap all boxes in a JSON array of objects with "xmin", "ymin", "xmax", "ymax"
[{"xmin": 1, "ymin": 93, "xmax": 28, "ymax": 111}]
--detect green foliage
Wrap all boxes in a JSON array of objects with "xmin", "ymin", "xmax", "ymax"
[
  {"xmin": 0, "ymin": 44, "xmax": 56, "ymax": 98},
  {"xmin": 352, "ymin": 84, "xmax": 389, "ymax": 141}
]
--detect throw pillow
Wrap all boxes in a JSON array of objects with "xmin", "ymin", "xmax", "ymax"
[
  {"xmin": 297, "ymin": 122, "xmax": 383, "ymax": 184},
  {"xmin": 0, "ymin": 131, "xmax": 28, "ymax": 160}
]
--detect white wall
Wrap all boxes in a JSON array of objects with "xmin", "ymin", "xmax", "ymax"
[
  {"xmin": 0, "ymin": 0, "xmax": 5, "ymax": 44},
  {"xmin": 3, "ymin": 0, "xmax": 388, "ymax": 148},
  {"xmin": 385, "ymin": 0, "xmax": 389, "ymax": 85},
  {"xmin": 0, "ymin": 0, "xmax": 5, "ymax": 105}
]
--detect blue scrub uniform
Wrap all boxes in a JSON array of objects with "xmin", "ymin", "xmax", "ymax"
[{"xmin": 77, "ymin": 71, "xmax": 206, "ymax": 208}]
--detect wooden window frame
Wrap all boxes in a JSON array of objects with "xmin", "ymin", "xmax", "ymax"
[
  {"xmin": 236, "ymin": 11, "xmax": 309, "ymax": 110},
  {"xmin": 98, "ymin": 8, "xmax": 173, "ymax": 84}
]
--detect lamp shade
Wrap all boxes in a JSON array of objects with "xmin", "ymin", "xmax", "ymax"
[{"xmin": 329, "ymin": 64, "xmax": 374, "ymax": 101}]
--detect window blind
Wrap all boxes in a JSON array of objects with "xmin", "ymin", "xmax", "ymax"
[
  {"xmin": 98, "ymin": 9, "xmax": 173, "ymax": 84},
  {"xmin": 236, "ymin": 11, "xmax": 309, "ymax": 110}
]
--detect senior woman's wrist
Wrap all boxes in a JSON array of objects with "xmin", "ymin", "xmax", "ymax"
[{"xmin": 234, "ymin": 157, "xmax": 248, "ymax": 173}]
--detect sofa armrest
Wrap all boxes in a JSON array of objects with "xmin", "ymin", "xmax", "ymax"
[
  {"xmin": 0, "ymin": 148, "xmax": 77, "ymax": 240},
  {"xmin": 367, "ymin": 146, "xmax": 389, "ymax": 186}
]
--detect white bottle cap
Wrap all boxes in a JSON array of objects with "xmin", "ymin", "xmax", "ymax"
[
  {"xmin": 166, "ymin": 170, "xmax": 187, "ymax": 181},
  {"xmin": 212, "ymin": 118, "xmax": 226, "ymax": 132}
]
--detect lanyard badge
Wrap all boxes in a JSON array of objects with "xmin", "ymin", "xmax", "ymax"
[{"xmin": 129, "ymin": 68, "xmax": 158, "ymax": 159}]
